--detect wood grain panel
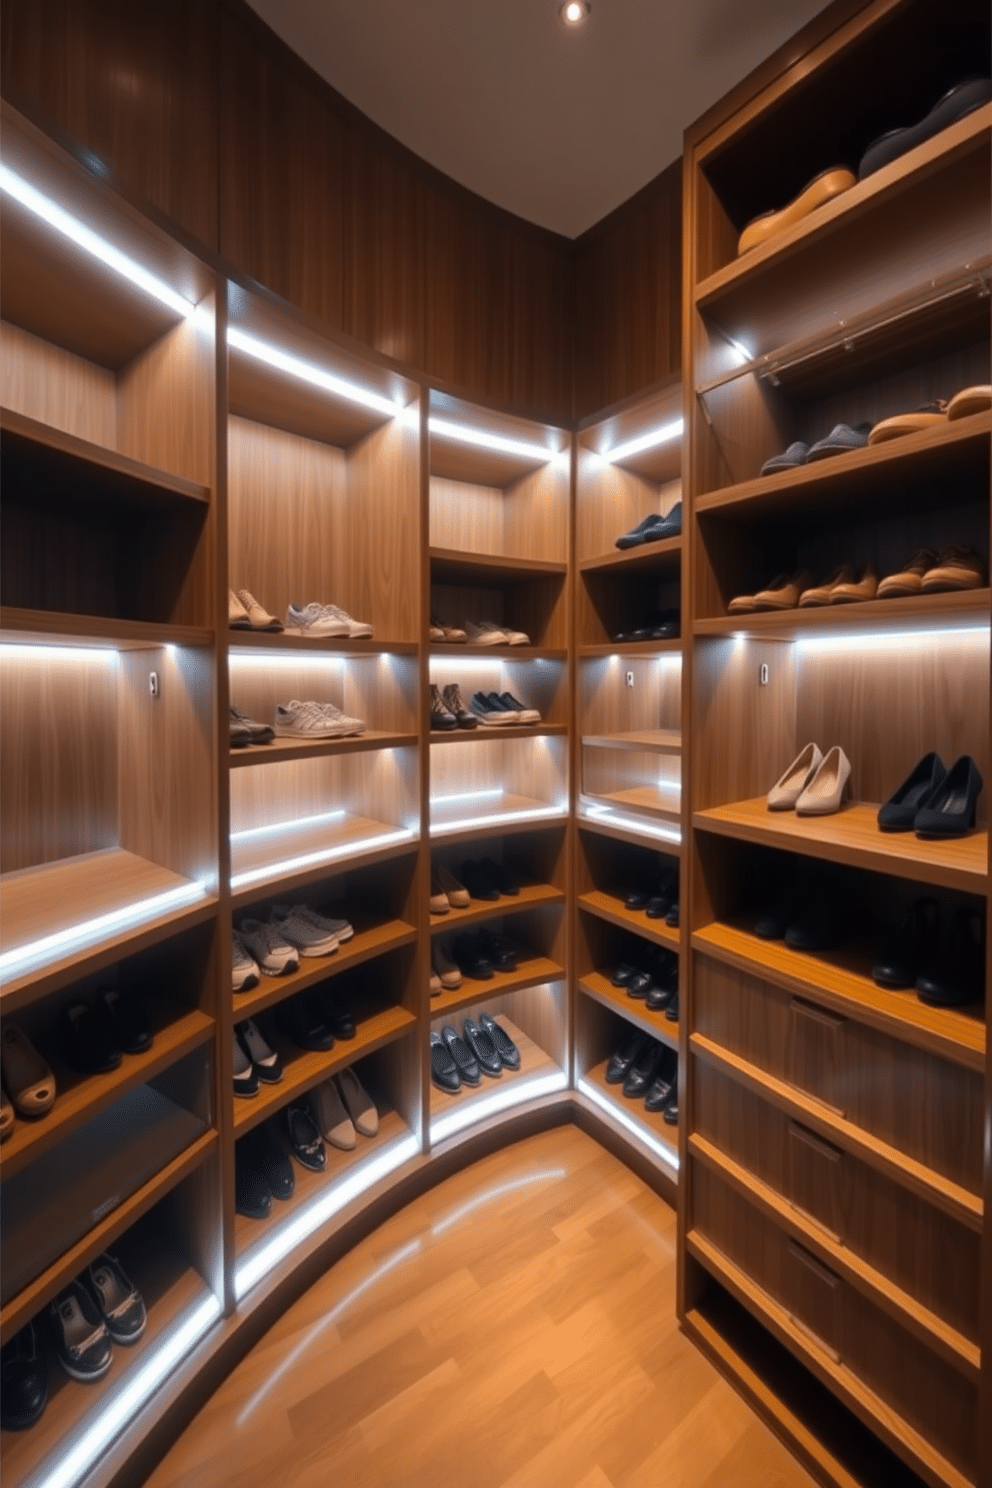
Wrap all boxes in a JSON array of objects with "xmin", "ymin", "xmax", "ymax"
[
  {"xmin": 691, "ymin": 636, "xmax": 796, "ymax": 811},
  {"xmin": 0, "ymin": 321, "xmax": 116, "ymax": 449},
  {"xmin": 345, "ymin": 409, "xmax": 422, "ymax": 646},
  {"xmin": 343, "ymin": 122, "xmax": 424, "ymax": 368},
  {"xmin": 580, "ymin": 654, "xmax": 681, "ymax": 738},
  {"xmin": 117, "ymin": 302, "xmax": 216, "ymax": 490}
]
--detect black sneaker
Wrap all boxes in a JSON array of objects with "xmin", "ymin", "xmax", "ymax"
[
  {"xmin": 469, "ymin": 692, "xmax": 516, "ymax": 726},
  {"xmin": 59, "ymin": 1000, "xmax": 122, "ymax": 1074},
  {"xmin": 479, "ymin": 1012, "xmax": 520, "ymax": 1069},
  {"xmin": 1, "ymin": 1321, "xmax": 47, "ymax": 1430},
  {"xmin": 85, "ymin": 1254, "xmax": 146, "ymax": 1345},
  {"xmin": 285, "ymin": 1100, "xmax": 326, "ymax": 1172},
  {"xmin": 235, "ymin": 1137, "xmax": 272, "ymax": 1219},
  {"xmin": 430, "ymin": 1030, "xmax": 461, "ymax": 1093},
  {"xmin": 245, "ymin": 1120, "xmax": 295, "ymax": 1201},
  {"xmin": 99, "ymin": 988, "xmax": 153, "ymax": 1055},
  {"xmin": 50, "ymin": 1281, "xmax": 113, "ymax": 1382},
  {"xmin": 441, "ymin": 1023, "xmax": 481, "ymax": 1085}
]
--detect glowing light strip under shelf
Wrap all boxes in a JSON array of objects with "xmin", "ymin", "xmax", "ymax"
[
  {"xmin": 0, "ymin": 882, "xmax": 209, "ymax": 982},
  {"xmin": 28, "ymin": 1292, "xmax": 221, "ymax": 1488},
  {"xmin": 430, "ymin": 787, "xmax": 504, "ymax": 806},
  {"xmin": 580, "ymin": 801, "xmax": 682, "ymax": 845},
  {"xmin": 431, "ymin": 1068, "xmax": 568, "ymax": 1144},
  {"xmin": 604, "ymin": 418, "xmax": 683, "ymax": 464},
  {"xmin": 430, "ymin": 804, "xmax": 568, "ymax": 835},
  {"xmin": 794, "ymin": 624, "xmax": 989, "ymax": 655},
  {"xmin": 0, "ymin": 643, "xmax": 119, "ymax": 664},
  {"xmin": 227, "ymin": 327, "xmax": 402, "ymax": 417},
  {"xmin": 230, "ymin": 826, "xmax": 417, "ymax": 890},
  {"xmin": 0, "ymin": 165, "xmax": 196, "ymax": 320},
  {"xmin": 578, "ymin": 1077, "xmax": 680, "ymax": 1175},
  {"xmin": 235, "ymin": 1132, "xmax": 420, "ymax": 1300},
  {"xmin": 228, "ymin": 651, "xmax": 348, "ymax": 671},
  {"xmin": 230, "ymin": 809, "xmax": 347, "ymax": 843},
  {"xmin": 429, "ymin": 415, "xmax": 559, "ymax": 463}
]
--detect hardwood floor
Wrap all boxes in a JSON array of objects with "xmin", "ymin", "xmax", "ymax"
[{"xmin": 148, "ymin": 1128, "xmax": 817, "ymax": 1488}]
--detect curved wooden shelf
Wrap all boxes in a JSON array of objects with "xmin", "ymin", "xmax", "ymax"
[
  {"xmin": 579, "ymin": 534, "xmax": 681, "ymax": 575},
  {"xmin": 578, "ymin": 889, "xmax": 680, "ymax": 952},
  {"xmin": 227, "ymin": 632, "xmax": 416, "ymax": 655},
  {"xmin": 428, "ymin": 954, "xmax": 564, "ymax": 1020},
  {"xmin": 578, "ymin": 973, "xmax": 679, "ymax": 1053},
  {"xmin": 430, "ymin": 795, "xmax": 568, "ymax": 844},
  {"xmin": 230, "ymin": 730, "xmax": 417, "ymax": 767},
  {"xmin": 230, "ymin": 814, "xmax": 418, "ymax": 908},
  {"xmin": 428, "ymin": 881, "xmax": 565, "ymax": 932},
  {"xmin": 578, "ymin": 1059, "xmax": 679, "ymax": 1166},
  {"xmin": 577, "ymin": 802, "xmax": 683, "ymax": 853},
  {"xmin": 232, "ymin": 917, "xmax": 417, "ymax": 1022}
]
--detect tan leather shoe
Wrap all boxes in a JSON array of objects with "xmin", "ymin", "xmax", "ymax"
[
  {"xmin": 236, "ymin": 589, "xmax": 283, "ymax": 632},
  {"xmin": 798, "ymin": 565, "xmax": 853, "ymax": 607},
  {"xmin": 738, "ymin": 168, "xmax": 856, "ymax": 256},
  {"xmin": 727, "ymin": 588, "xmax": 761, "ymax": 614},
  {"xmin": 229, "ymin": 590, "xmax": 252, "ymax": 629},
  {"xmin": 795, "ymin": 745, "xmax": 852, "ymax": 816},
  {"xmin": 877, "ymin": 549, "xmax": 937, "ymax": 598},
  {"xmin": 752, "ymin": 571, "xmax": 813, "ymax": 611},
  {"xmin": 829, "ymin": 564, "xmax": 878, "ymax": 603},
  {"xmin": 947, "ymin": 385, "xmax": 991, "ymax": 421},
  {"xmin": 767, "ymin": 742, "xmax": 823, "ymax": 811},
  {"xmin": 868, "ymin": 404, "xmax": 947, "ymax": 444},
  {"xmin": 921, "ymin": 546, "xmax": 987, "ymax": 593},
  {"xmin": 0, "ymin": 1027, "xmax": 55, "ymax": 1117},
  {"xmin": 429, "ymin": 870, "xmax": 450, "ymax": 914}
]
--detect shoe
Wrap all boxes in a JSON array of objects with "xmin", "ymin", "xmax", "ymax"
[
  {"xmin": 872, "ymin": 899, "xmax": 941, "ymax": 989},
  {"xmin": 644, "ymin": 1049, "xmax": 678, "ymax": 1112},
  {"xmin": 947, "ymin": 384, "xmax": 992, "ymax": 421},
  {"xmin": 236, "ymin": 1019, "xmax": 282, "ymax": 1083},
  {"xmin": 232, "ymin": 933, "xmax": 261, "ymax": 993},
  {"xmin": 463, "ymin": 619, "xmax": 510, "ymax": 645},
  {"xmin": 913, "ymin": 755, "xmax": 983, "ymax": 838},
  {"xmin": 311, "ymin": 1077, "xmax": 356, "ymax": 1149},
  {"xmin": 430, "ymin": 963, "xmax": 442, "ymax": 996},
  {"xmin": 430, "ymin": 615, "xmax": 467, "ymax": 643},
  {"xmin": 272, "ymin": 903, "xmax": 353, "ymax": 943},
  {"xmin": 280, "ymin": 992, "xmax": 335, "ymax": 1051},
  {"xmin": 317, "ymin": 986, "xmax": 356, "ymax": 1040},
  {"xmin": 460, "ymin": 860, "xmax": 501, "ymax": 901},
  {"xmin": 230, "ymin": 705, "xmax": 275, "ymax": 747},
  {"xmin": 228, "ymin": 589, "xmax": 253, "ymax": 629},
  {"xmin": 271, "ymin": 906, "xmax": 338, "ymax": 957},
  {"xmin": 238, "ymin": 919, "xmax": 299, "ymax": 976},
  {"xmin": 760, "ymin": 441, "xmax": 810, "ymax": 475},
  {"xmin": 665, "ymin": 901, "xmax": 679, "ymax": 928},
  {"xmin": 645, "ymin": 953, "xmax": 679, "ymax": 1011},
  {"xmin": 806, "ymin": 422, "xmax": 873, "ymax": 461},
  {"xmin": 479, "ymin": 1012, "xmax": 520, "ymax": 1068},
  {"xmin": 623, "ymin": 1038, "xmax": 665, "ymax": 1098},
  {"xmin": 610, "ymin": 960, "xmax": 639, "ymax": 987},
  {"xmin": 441, "ymin": 683, "xmax": 479, "ymax": 729},
  {"xmin": 0, "ymin": 1027, "xmax": 55, "ymax": 1116},
  {"xmin": 877, "ymin": 752, "xmax": 946, "ymax": 831},
  {"xmin": 920, "ymin": 546, "xmax": 986, "ymax": 593},
  {"xmin": 232, "ymin": 1034, "xmax": 259, "ymax": 1098},
  {"xmin": 432, "ymin": 941, "xmax": 462, "ymax": 989},
  {"xmin": 229, "ymin": 710, "xmax": 253, "ymax": 747},
  {"xmin": 437, "ymin": 865, "xmax": 470, "ymax": 907},
  {"xmin": 59, "ymin": 1000, "xmax": 123, "ymax": 1075},
  {"xmin": 470, "ymin": 692, "xmax": 517, "ymax": 725},
  {"xmin": 285, "ymin": 1100, "xmax": 326, "ymax": 1171},
  {"xmin": 795, "ymin": 745, "xmax": 851, "ymax": 816},
  {"xmin": 451, "ymin": 933, "xmax": 494, "ymax": 979},
  {"xmin": 483, "ymin": 618, "xmax": 529, "ymax": 645},
  {"xmin": 85, "ymin": 1254, "xmax": 146, "ymax": 1344},
  {"xmin": 751, "ymin": 570, "xmax": 813, "ymax": 611},
  {"xmin": 338, "ymin": 1067, "xmax": 378, "ymax": 1136},
  {"xmin": 274, "ymin": 698, "xmax": 365, "ymax": 738},
  {"xmin": 234, "ymin": 1138, "xmax": 271, "ymax": 1218},
  {"xmin": 285, "ymin": 601, "xmax": 350, "ymax": 637},
  {"xmin": 663, "ymin": 1100, "xmax": 679, "ymax": 1125},
  {"xmin": 650, "ymin": 502, "xmax": 682, "ymax": 539},
  {"xmin": 767, "ymin": 742, "xmax": 824, "ymax": 810},
  {"xmin": 738, "ymin": 167, "xmax": 856, "ymax": 254},
  {"xmin": 479, "ymin": 858, "xmax": 519, "ymax": 896},
  {"xmin": 430, "ymin": 870, "xmax": 450, "ymax": 914},
  {"xmin": 475, "ymin": 928, "xmax": 518, "ymax": 972},
  {"xmin": 916, "ymin": 907, "xmax": 986, "ymax": 1007},
  {"xmin": 430, "ymin": 684, "xmax": 459, "ymax": 730},
  {"xmin": 606, "ymin": 1030, "xmax": 648, "ymax": 1085},
  {"xmin": 859, "ymin": 78, "xmax": 992, "ymax": 179},
  {"xmin": 615, "ymin": 513, "xmax": 673, "ymax": 549},
  {"xmin": 0, "ymin": 1082, "xmax": 12, "ymax": 1142},
  {"xmin": 784, "ymin": 897, "xmax": 844, "ymax": 952},
  {"xmin": 496, "ymin": 691, "xmax": 541, "ymax": 724},
  {"xmin": 462, "ymin": 1018, "xmax": 501, "ymax": 1076},
  {"xmin": 236, "ymin": 589, "xmax": 283, "ymax": 632},
  {"xmin": 877, "ymin": 548, "xmax": 938, "ymax": 599},
  {"xmin": 868, "ymin": 403, "xmax": 947, "ymax": 444},
  {"xmin": 829, "ymin": 564, "xmax": 877, "ymax": 604},
  {"xmin": 430, "ymin": 618, "xmax": 446, "ymax": 641},
  {"xmin": 797, "ymin": 565, "xmax": 854, "ymax": 607},
  {"xmin": 245, "ymin": 1120, "xmax": 294, "ymax": 1199},
  {"xmin": 99, "ymin": 988, "xmax": 153, "ymax": 1055},
  {"xmin": 755, "ymin": 885, "xmax": 805, "ymax": 940},
  {"xmin": 664, "ymin": 993, "xmax": 680, "ymax": 1023},
  {"xmin": 1, "ymin": 1322, "xmax": 47, "ymax": 1429},
  {"xmin": 50, "ymin": 1282, "xmax": 113, "ymax": 1382},
  {"xmin": 441, "ymin": 1024, "xmax": 481, "ymax": 1086},
  {"xmin": 318, "ymin": 603, "xmax": 374, "ymax": 639},
  {"xmin": 430, "ymin": 1030, "xmax": 461, "ymax": 1093}
]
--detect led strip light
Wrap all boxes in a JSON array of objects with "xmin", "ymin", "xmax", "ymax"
[
  {"xmin": 578, "ymin": 1076, "xmax": 680, "ymax": 1175},
  {"xmin": 430, "ymin": 1069, "xmax": 568, "ymax": 1144},
  {"xmin": 580, "ymin": 800, "xmax": 682, "ymax": 846},
  {"xmin": 604, "ymin": 417, "xmax": 683, "ymax": 464},
  {"xmin": 230, "ymin": 826, "xmax": 417, "ymax": 891},
  {"xmin": 227, "ymin": 327, "xmax": 401, "ymax": 417},
  {"xmin": 430, "ymin": 803, "xmax": 568, "ymax": 835}
]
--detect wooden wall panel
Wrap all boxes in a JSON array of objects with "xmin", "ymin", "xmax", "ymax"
[
  {"xmin": 342, "ymin": 125, "xmax": 424, "ymax": 370},
  {"xmin": 0, "ymin": 0, "xmax": 219, "ymax": 249}
]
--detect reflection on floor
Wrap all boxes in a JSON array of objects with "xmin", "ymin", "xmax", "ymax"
[{"xmin": 148, "ymin": 1127, "xmax": 816, "ymax": 1488}]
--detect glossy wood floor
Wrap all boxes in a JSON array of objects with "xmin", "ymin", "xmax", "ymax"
[{"xmin": 148, "ymin": 1128, "xmax": 817, "ymax": 1488}]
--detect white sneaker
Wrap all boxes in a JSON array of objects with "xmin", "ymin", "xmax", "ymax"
[
  {"xmin": 318, "ymin": 604, "xmax": 373, "ymax": 639},
  {"xmin": 232, "ymin": 933, "xmax": 260, "ymax": 992},
  {"xmin": 316, "ymin": 701, "xmax": 366, "ymax": 734},
  {"xmin": 273, "ymin": 700, "xmax": 365, "ymax": 738},
  {"xmin": 479, "ymin": 616, "xmax": 529, "ymax": 645},
  {"xmin": 238, "ymin": 918, "xmax": 299, "ymax": 975},
  {"xmin": 463, "ymin": 619, "xmax": 509, "ymax": 645},
  {"xmin": 311, "ymin": 1076, "xmax": 356, "ymax": 1149},
  {"xmin": 273, "ymin": 904, "xmax": 354, "ymax": 942},
  {"xmin": 271, "ymin": 907, "xmax": 338, "ymax": 957},
  {"xmin": 285, "ymin": 602, "xmax": 350, "ymax": 637},
  {"xmin": 338, "ymin": 1067, "xmax": 378, "ymax": 1137}
]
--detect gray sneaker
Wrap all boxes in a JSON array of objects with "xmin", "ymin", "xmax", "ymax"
[
  {"xmin": 285, "ymin": 602, "xmax": 350, "ymax": 637},
  {"xmin": 271, "ymin": 907, "xmax": 339, "ymax": 957},
  {"xmin": 273, "ymin": 903, "xmax": 354, "ymax": 942},
  {"xmin": 239, "ymin": 918, "xmax": 299, "ymax": 975},
  {"xmin": 232, "ymin": 933, "xmax": 260, "ymax": 993},
  {"xmin": 273, "ymin": 699, "xmax": 365, "ymax": 738}
]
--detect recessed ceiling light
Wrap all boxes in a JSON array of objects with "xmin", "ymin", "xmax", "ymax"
[{"xmin": 561, "ymin": 1, "xmax": 590, "ymax": 24}]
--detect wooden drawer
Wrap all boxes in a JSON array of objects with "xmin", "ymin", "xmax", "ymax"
[{"xmin": 692, "ymin": 950, "xmax": 984, "ymax": 1195}]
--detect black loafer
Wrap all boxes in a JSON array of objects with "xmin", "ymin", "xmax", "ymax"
[
  {"xmin": 609, "ymin": 961, "xmax": 639, "ymax": 987},
  {"xmin": 859, "ymin": 77, "xmax": 992, "ymax": 179},
  {"xmin": 646, "ymin": 953, "xmax": 678, "ymax": 1010},
  {"xmin": 441, "ymin": 1023, "xmax": 481, "ymax": 1085},
  {"xmin": 784, "ymin": 893, "xmax": 844, "ymax": 951},
  {"xmin": 430, "ymin": 1030, "xmax": 461, "ymax": 1093},
  {"xmin": 872, "ymin": 898, "xmax": 940, "ymax": 988},
  {"xmin": 878, "ymin": 752, "xmax": 946, "ymax": 832},
  {"xmin": 99, "ymin": 988, "xmax": 153, "ymax": 1054},
  {"xmin": 285, "ymin": 1100, "xmax": 326, "ymax": 1171},
  {"xmin": 663, "ymin": 1099, "xmax": 679, "ymax": 1125},
  {"xmin": 665, "ymin": 902, "xmax": 679, "ymax": 927},
  {"xmin": 245, "ymin": 1120, "xmax": 295, "ymax": 1201},
  {"xmin": 235, "ymin": 1140, "xmax": 272, "ymax": 1219},
  {"xmin": 644, "ymin": 1049, "xmax": 678, "ymax": 1112},
  {"xmin": 451, "ymin": 933, "xmax": 494, "ymax": 980},
  {"xmin": 460, "ymin": 861, "xmax": 501, "ymax": 901},
  {"xmin": 1, "ymin": 1322, "xmax": 47, "ymax": 1430},
  {"xmin": 606, "ymin": 1030, "xmax": 647, "ymax": 1084},
  {"xmin": 664, "ymin": 993, "xmax": 680, "ymax": 1022},
  {"xmin": 623, "ymin": 1038, "xmax": 665, "ymax": 1098},
  {"xmin": 463, "ymin": 1018, "xmax": 502, "ymax": 1076},
  {"xmin": 476, "ymin": 928, "xmax": 518, "ymax": 972},
  {"xmin": 60, "ymin": 1000, "xmax": 123, "ymax": 1074},
  {"xmin": 624, "ymin": 888, "xmax": 652, "ymax": 910},
  {"xmin": 916, "ymin": 907, "xmax": 986, "ymax": 1007},
  {"xmin": 479, "ymin": 1013, "xmax": 520, "ymax": 1068},
  {"xmin": 280, "ymin": 992, "xmax": 335, "ymax": 1051},
  {"xmin": 913, "ymin": 755, "xmax": 983, "ymax": 838}
]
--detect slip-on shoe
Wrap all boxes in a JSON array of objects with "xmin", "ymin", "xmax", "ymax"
[
  {"xmin": 913, "ymin": 755, "xmax": 983, "ymax": 838},
  {"xmin": 441, "ymin": 1024, "xmax": 481, "ymax": 1086},
  {"xmin": 452, "ymin": 933, "xmax": 495, "ymax": 980},
  {"xmin": 795, "ymin": 745, "xmax": 851, "ymax": 815},
  {"xmin": 463, "ymin": 1017, "xmax": 502, "ymax": 1076},
  {"xmin": 920, "ymin": 545, "xmax": 987, "ymax": 593},
  {"xmin": 430, "ymin": 1030, "xmax": 461, "ymax": 1093},
  {"xmin": 760, "ymin": 441, "xmax": 811, "ymax": 475},
  {"xmin": 606, "ymin": 1030, "xmax": 648, "ymax": 1085},
  {"xmin": 751, "ymin": 570, "xmax": 813, "ymax": 611},
  {"xmin": 615, "ymin": 513, "xmax": 670, "ymax": 550},
  {"xmin": 859, "ymin": 78, "xmax": 992, "ymax": 179},
  {"xmin": 915, "ymin": 907, "xmax": 985, "ymax": 1007},
  {"xmin": 738, "ymin": 167, "xmax": 856, "ymax": 255},
  {"xmin": 805, "ymin": 422, "xmax": 873, "ymax": 461},
  {"xmin": 479, "ymin": 1013, "xmax": 520, "ymax": 1068},
  {"xmin": 59, "ymin": 1000, "xmax": 123, "ymax": 1075},
  {"xmin": 644, "ymin": 1049, "xmax": 678, "ymax": 1112},
  {"xmin": 868, "ymin": 402, "xmax": 947, "ymax": 444},
  {"xmin": 878, "ymin": 751, "xmax": 946, "ymax": 831},
  {"xmin": 877, "ymin": 548, "xmax": 938, "ymax": 599},
  {"xmin": 623, "ymin": 1039, "xmax": 666, "ymax": 1099},
  {"xmin": 768, "ymin": 742, "xmax": 824, "ymax": 809},
  {"xmin": 285, "ymin": 1100, "xmax": 326, "ymax": 1171},
  {"xmin": 338, "ymin": 1068, "xmax": 378, "ymax": 1137},
  {"xmin": 947, "ymin": 384, "xmax": 991, "ymax": 421}
]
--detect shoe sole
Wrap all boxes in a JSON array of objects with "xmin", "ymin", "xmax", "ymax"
[
  {"xmin": 58, "ymin": 1355, "xmax": 114, "ymax": 1383},
  {"xmin": 877, "ymin": 577, "xmax": 924, "ymax": 598},
  {"xmin": 920, "ymin": 572, "xmax": 984, "ymax": 591},
  {"xmin": 738, "ymin": 168, "xmax": 856, "ymax": 254},
  {"xmin": 868, "ymin": 413, "xmax": 946, "ymax": 443},
  {"xmin": 286, "ymin": 623, "xmax": 350, "ymax": 637}
]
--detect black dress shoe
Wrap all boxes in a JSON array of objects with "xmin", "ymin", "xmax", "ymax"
[
  {"xmin": 430, "ymin": 1030, "xmax": 461, "ymax": 1093},
  {"xmin": 245, "ymin": 1120, "xmax": 295, "ymax": 1200},
  {"xmin": 624, "ymin": 887, "xmax": 652, "ymax": 910},
  {"xmin": 60, "ymin": 1000, "xmax": 123, "ymax": 1074},
  {"xmin": 663, "ymin": 1099, "xmax": 679, "ymax": 1125},
  {"xmin": 460, "ymin": 861, "xmax": 501, "ymax": 901},
  {"xmin": 441, "ymin": 1024, "xmax": 481, "ymax": 1085},
  {"xmin": 235, "ymin": 1139, "xmax": 272, "ymax": 1219},
  {"xmin": 317, "ymin": 986, "xmax": 357, "ymax": 1040},
  {"xmin": 462, "ymin": 1018, "xmax": 502, "ymax": 1076},
  {"xmin": 478, "ymin": 857, "xmax": 519, "ymax": 895},
  {"xmin": 916, "ymin": 907, "xmax": 986, "ymax": 1007},
  {"xmin": 872, "ymin": 898, "xmax": 940, "ymax": 988},
  {"xmin": 280, "ymin": 991, "xmax": 335, "ymax": 1051},
  {"xmin": 476, "ymin": 928, "xmax": 518, "ymax": 972},
  {"xmin": 285, "ymin": 1101, "xmax": 326, "ymax": 1171},
  {"xmin": 99, "ymin": 988, "xmax": 153, "ymax": 1054},
  {"xmin": 914, "ymin": 756, "xmax": 983, "ymax": 838},
  {"xmin": 1, "ymin": 1321, "xmax": 47, "ymax": 1430},
  {"xmin": 646, "ymin": 953, "xmax": 678, "ymax": 1011},
  {"xmin": 754, "ymin": 889, "xmax": 800, "ymax": 940},
  {"xmin": 452, "ymin": 933, "xmax": 494, "ymax": 979},
  {"xmin": 664, "ymin": 993, "xmax": 680, "ymax": 1022},
  {"xmin": 644, "ymin": 1049, "xmax": 678, "ymax": 1112},
  {"xmin": 623, "ymin": 1039, "xmax": 665, "ymax": 1098},
  {"xmin": 479, "ymin": 1012, "xmax": 520, "ymax": 1068},
  {"xmin": 784, "ymin": 891, "xmax": 844, "ymax": 951},
  {"xmin": 609, "ymin": 960, "xmax": 639, "ymax": 987},
  {"xmin": 877, "ymin": 752, "xmax": 946, "ymax": 832},
  {"xmin": 665, "ymin": 902, "xmax": 679, "ymax": 927},
  {"xmin": 606, "ymin": 1030, "xmax": 648, "ymax": 1084}
]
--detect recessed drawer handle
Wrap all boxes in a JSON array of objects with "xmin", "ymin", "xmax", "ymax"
[
  {"xmin": 790, "ymin": 996, "xmax": 845, "ymax": 1030},
  {"xmin": 788, "ymin": 1120, "xmax": 843, "ymax": 1164}
]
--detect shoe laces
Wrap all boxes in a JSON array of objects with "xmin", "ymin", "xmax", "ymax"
[
  {"xmin": 442, "ymin": 683, "xmax": 466, "ymax": 712},
  {"xmin": 241, "ymin": 919, "xmax": 291, "ymax": 952},
  {"xmin": 281, "ymin": 699, "xmax": 330, "ymax": 728}
]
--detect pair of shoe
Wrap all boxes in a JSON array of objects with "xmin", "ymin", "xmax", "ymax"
[
  {"xmin": 235, "ymin": 1120, "xmax": 295, "ymax": 1218},
  {"xmin": 877, "ymin": 547, "xmax": 986, "ymax": 598},
  {"xmin": 873, "ymin": 899, "xmax": 986, "ymax": 1007},
  {"xmin": 229, "ymin": 588, "xmax": 283, "ymax": 632},
  {"xmin": 50, "ymin": 1255, "xmax": 146, "ymax": 1383},
  {"xmin": 285, "ymin": 601, "xmax": 373, "ymax": 639},
  {"xmin": 612, "ymin": 609, "xmax": 680, "ymax": 643},
  {"xmin": 615, "ymin": 503, "xmax": 682, "ymax": 549},
  {"xmin": 464, "ymin": 618, "xmax": 531, "ymax": 646},
  {"xmin": 430, "ymin": 942, "xmax": 462, "ymax": 994},
  {"xmin": 273, "ymin": 699, "xmax": 367, "ymax": 739},
  {"xmin": 879, "ymin": 752, "xmax": 983, "ymax": 838},
  {"xmin": 0, "ymin": 1026, "xmax": 55, "ymax": 1119},
  {"xmin": 754, "ymin": 875, "xmax": 845, "ymax": 951},
  {"xmin": 610, "ymin": 947, "xmax": 678, "ymax": 1014},
  {"xmin": 59, "ymin": 989, "xmax": 153, "ymax": 1074},
  {"xmin": 278, "ymin": 982, "xmax": 356, "ymax": 1052},
  {"xmin": 605, "ymin": 1034, "xmax": 679, "ymax": 1120},
  {"xmin": 625, "ymin": 864, "xmax": 679, "ymax": 925},
  {"xmin": 234, "ymin": 905, "xmax": 354, "ymax": 987},
  {"xmin": 469, "ymin": 691, "xmax": 541, "ymax": 726},
  {"xmin": 858, "ymin": 77, "xmax": 992, "ymax": 179},
  {"xmin": 233, "ymin": 1020, "xmax": 283, "ymax": 1097},
  {"xmin": 311, "ymin": 1066, "xmax": 378, "ymax": 1150},
  {"xmin": 429, "ymin": 863, "xmax": 472, "ymax": 913},
  {"xmin": 230, "ymin": 705, "xmax": 275, "ymax": 747},
  {"xmin": 430, "ymin": 1014, "xmax": 520, "ymax": 1092},
  {"xmin": 768, "ymin": 743, "xmax": 851, "ymax": 816},
  {"xmin": 867, "ymin": 386, "xmax": 992, "ymax": 443},
  {"xmin": 430, "ymin": 683, "xmax": 477, "ymax": 730},
  {"xmin": 448, "ymin": 929, "xmax": 518, "ymax": 981},
  {"xmin": 760, "ymin": 423, "xmax": 872, "ymax": 474},
  {"xmin": 430, "ymin": 616, "xmax": 467, "ymax": 642},
  {"xmin": 460, "ymin": 858, "xmax": 520, "ymax": 902}
]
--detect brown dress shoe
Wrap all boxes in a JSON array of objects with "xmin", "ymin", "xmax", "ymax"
[
  {"xmin": 737, "ymin": 168, "xmax": 856, "ymax": 255},
  {"xmin": 921, "ymin": 546, "xmax": 987, "ymax": 593},
  {"xmin": 877, "ymin": 549, "xmax": 937, "ymax": 599},
  {"xmin": 946, "ymin": 385, "xmax": 991, "ymax": 421},
  {"xmin": 868, "ymin": 403, "xmax": 947, "ymax": 444},
  {"xmin": 829, "ymin": 564, "xmax": 878, "ymax": 603},
  {"xmin": 752, "ymin": 571, "xmax": 813, "ymax": 611},
  {"xmin": 798, "ymin": 565, "xmax": 854, "ymax": 607}
]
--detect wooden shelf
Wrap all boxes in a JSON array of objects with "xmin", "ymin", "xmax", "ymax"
[
  {"xmin": 233, "ymin": 917, "xmax": 417, "ymax": 1022},
  {"xmin": 579, "ymin": 1058, "xmax": 679, "ymax": 1165},
  {"xmin": 577, "ymin": 888, "xmax": 680, "ymax": 952},
  {"xmin": 693, "ymin": 797, "xmax": 988, "ymax": 894},
  {"xmin": 689, "ymin": 1033, "xmax": 983, "ymax": 1233},
  {"xmin": 428, "ymin": 1018, "xmax": 562, "ymax": 1132},
  {"xmin": 577, "ymin": 803, "xmax": 682, "ymax": 852},
  {"xmin": 693, "ymin": 920, "xmax": 984, "ymax": 1073},
  {"xmin": 0, "ymin": 406, "xmax": 210, "ymax": 509},
  {"xmin": 579, "ymin": 535, "xmax": 681, "ymax": 575},
  {"xmin": 430, "ymin": 793, "xmax": 567, "ymax": 843},
  {"xmin": 430, "ymin": 723, "xmax": 566, "ymax": 744},
  {"xmin": 0, "ymin": 609, "xmax": 213, "ymax": 650},
  {"xmin": 429, "ymin": 644, "xmax": 566, "ymax": 660},
  {"xmin": 232, "ymin": 1003, "xmax": 416, "ymax": 1138},
  {"xmin": 227, "ymin": 632, "xmax": 416, "ymax": 656},
  {"xmin": 0, "ymin": 1007, "xmax": 215, "ymax": 1180},
  {"xmin": 579, "ymin": 638, "xmax": 682, "ymax": 658},
  {"xmin": 429, "ymin": 547, "xmax": 567, "ymax": 585},
  {"xmin": 230, "ymin": 813, "xmax": 417, "ymax": 907},
  {"xmin": 428, "ymin": 954, "xmax": 564, "ymax": 1020},
  {"xmin": 582, "ymin": 729, "xmax": 681, "ymax": 753},
  {"xmin": 0, "ymin": 849, "xmax": 215, "ymax": 1010},
  {"xmin": 230, "ymin": 730, "xmax": 417, "ymax": 768},
  {"xmin": 695, "ymin": 588, "xmax": 991, "ymax": 639},
  {"xmin": 584, "ymin": 785, "xmax": 682, "ymax": 821},
  {"xmin": 429, "ymin": 881, "xmax": 565, "ymax": 932},
  {"xmin": 578, "ymin": 973, "xmax": 680, "ymax": 1053}
]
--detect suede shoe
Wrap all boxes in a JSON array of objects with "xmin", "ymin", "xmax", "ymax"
[{"xmin": 878, "ymin": 752, "xmax": 946, "ymax": 831}]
